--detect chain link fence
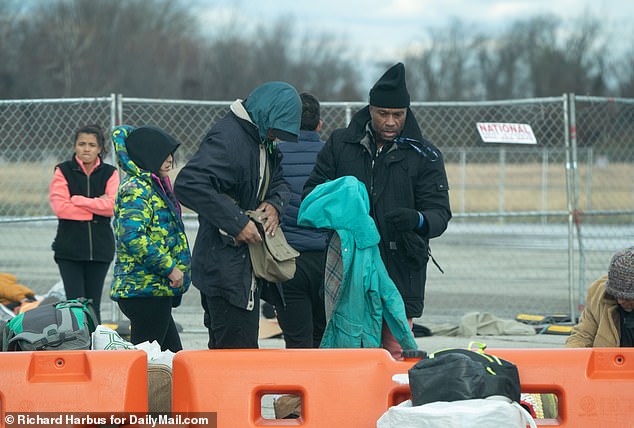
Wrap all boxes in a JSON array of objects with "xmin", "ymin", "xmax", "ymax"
[{"xmin": 1, "ymin": 94, "xmax": 633, "ymax": 325}]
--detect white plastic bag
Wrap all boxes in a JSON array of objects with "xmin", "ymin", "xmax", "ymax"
[
  {"xmin": 91, "ymin": 325, "xmax": 175, "ymax": 368},
  {"xmin": 44, "ymin": 280, "xmax": 66, "ymax": 301},
  {"xmin": 91, "ymin": 325, "xmax": 135, "ymax": 350},
  {"xmin": 377, "ymin": 397, "xmax": 537, "ymax": 428},
  {"xmin": 135, "ymin": 340, "xmax": 176, "ymax": 368}
]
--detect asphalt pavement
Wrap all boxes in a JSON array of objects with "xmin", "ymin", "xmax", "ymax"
[
  {"xmin": 3, "ymin": 220, "xmax": 575, "ymax": 352},
  {"xmin": 171, "ymin": 307, "xmax": 569, "ymax": 352}
]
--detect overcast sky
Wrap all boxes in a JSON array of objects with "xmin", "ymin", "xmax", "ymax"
[{"xmin": 191, "ymin": 0, "xmax": 633, "ymax": 87}]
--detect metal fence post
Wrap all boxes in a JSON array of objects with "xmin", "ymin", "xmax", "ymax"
[
  {"xmin": 585, "ymin": 146, "xmax": 593, "ymax": 211},
  {"xmin": 564, "ymin": 93, "xmax": 579, "ymax": 324},
  {"xmin": 109, "ymin": 93, "xmax": 122, "ymax": 323},
  {"xmin": 541, "ymin": 147, "xmax": 549, "ymax": 224},
  {"xmin": 498, "ymin": 147, "xmax": 506, "ymax": 222},
  {"xmin": 459, "ymin": 149, "xmax": 466, "ymax": 214},
  {"xmin": 568, "ymin": 93, "xmax": 585, "ymax": 322}
]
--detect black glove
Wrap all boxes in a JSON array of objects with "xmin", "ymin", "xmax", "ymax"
[
  {"xmin": 397, "ymin": 231, "xmax": 428, "ymax": 270},
  {"xmin": 385, "ymin": 208, "xmax": 421, "ymax": 232}
]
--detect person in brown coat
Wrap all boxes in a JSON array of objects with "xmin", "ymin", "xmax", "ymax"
[{"xmin": 566, "ymin": 247, "xmax": 634, "ymax": 348}]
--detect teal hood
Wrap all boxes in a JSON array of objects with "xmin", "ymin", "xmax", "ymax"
[
  {"xmin": 243, "ymin": 82, "xmax": 301, "ymax": 142},
  {"xmin": 297, "ymin": 176, "xmax": 379, "ymax": 249}
]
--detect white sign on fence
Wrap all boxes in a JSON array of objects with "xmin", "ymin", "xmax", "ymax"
[{"xmin": 476, "ymin": 122, "xmax": 537, "ymax": 144}]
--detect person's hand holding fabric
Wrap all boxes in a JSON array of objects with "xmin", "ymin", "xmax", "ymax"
[{"xmin": 256, "ymin": 201, "xmax": 280, "ymax": 236}]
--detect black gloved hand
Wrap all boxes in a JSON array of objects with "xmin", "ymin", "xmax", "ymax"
[{"xmin": 385, "ymin": 208, "xmax": 421, "ymax": 232}]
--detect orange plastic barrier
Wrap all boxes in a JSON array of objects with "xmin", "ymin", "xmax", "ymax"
[
  {"xmin": 174, "ymin": 349, "xmax": 421, "ymax": 427},
  {"xmin": 494, "ymin": 348, "xmax": 634, "ymax": 427},
  {"xmin": 172, "ymin": 347, "xmax": 634, "ymax": 427},
  {"xmin": 0, "ymin": 350, "xmax": 148, "ymax": 416}
]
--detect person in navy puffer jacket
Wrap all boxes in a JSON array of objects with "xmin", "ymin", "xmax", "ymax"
[{"xmin": 275, "ymin": 93, "xmax": 328, "ymax": 348}]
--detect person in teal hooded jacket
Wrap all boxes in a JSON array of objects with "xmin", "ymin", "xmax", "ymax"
[
  {"xmin": 111, "ymin": 125, "xmax": 191, "ymax": 352},
  {"xmin": 174, "ymin": 82, "xmax": 301, "ymax": 349},
  {"xmin": 298, "ymin": 175, "xmax": 418, "ymax": 353}
]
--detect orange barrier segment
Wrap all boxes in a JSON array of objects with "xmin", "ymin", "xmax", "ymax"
[
  {"xmin": 173, "ymin": 347, "xmax": 634, "ymax": 427},
  {"xmin": 492, "ymin": 348, "xmax": 634, "ymax": 427},
  {"xmin": 174, "ymin": 348, "xmax": 421, "ymax": 427},
  {"xmin": 0, "ymin": 350, "xmax": 148, "ymax": 415}
]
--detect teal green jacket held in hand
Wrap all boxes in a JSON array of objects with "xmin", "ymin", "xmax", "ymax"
[
  {"xmin": 110, "ymin": 125, "xmax": 191, "ymax": 301},
  {"xmin": 298, "ymin": 175, "xmax": 418, "ymax": 351}
]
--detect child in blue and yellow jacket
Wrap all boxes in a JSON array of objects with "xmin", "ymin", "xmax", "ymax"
[{"xmin": 111, "ymin": 125, "xmax": 191, "ymax": 352}]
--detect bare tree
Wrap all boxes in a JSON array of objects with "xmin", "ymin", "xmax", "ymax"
[
  {"xmin": 195, "ymin": 16, "xmax": 362, "ymax": 100},
  {"xmin": 0, "ymin": 1, "xmax": 362, "ymax": 100},
  {"xmin": 3, "ymin": 1, "xmax": 631, "ymax": 101},
  {"xmin": 474, "ymin": 29, "xmax": 533, "ymax": 100},
  {"xmin": 0, "ymin": 1, "xmax": 28, "ymax": 98},
  {"xmin": 617, "ymin": 48, "xmax": 634, "ymax": 97},
  {"xmin": 513, "ymin": 14, "xmax": 609, "ymax": 97},
  {"xmin": 406, "ymin": 19, "xmax": 484, "ymax": 101},
  {"xmin": 289, "ymin": 32, "xmax": 362, "ymax": 100},
  {"xmin": 4, "ymin": 0, "xmax": 201, "ymax": 98},
  {"xmin": 405, "ymin": 14, "xmax": 616, "ymax": 100}
]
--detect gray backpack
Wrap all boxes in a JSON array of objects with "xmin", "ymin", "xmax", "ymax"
[{"xmin": 1, "ymin": 298, "xmax": 98, "ymax": 351}]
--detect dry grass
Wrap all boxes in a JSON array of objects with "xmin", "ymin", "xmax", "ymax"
[
  {"xmin": 1, "ymin": 162, "xmax": 55, "ymax": 206},
  {"xmin": 1, "ymin": 161, "xmax": 632, "ymax": 216},
  {"xmin": 446, "ymin": 162, "xmax": 634, "ymax": 212}
]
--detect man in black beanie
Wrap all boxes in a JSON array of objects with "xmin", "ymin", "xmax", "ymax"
[{"xmin": 303, "ymin": 62, "xmax": 452, "ymax": 359}]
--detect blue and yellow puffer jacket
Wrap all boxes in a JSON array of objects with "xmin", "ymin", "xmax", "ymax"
[{"xmin": 110, "ymin": 125, "xmax": 191, "ymax": 301}]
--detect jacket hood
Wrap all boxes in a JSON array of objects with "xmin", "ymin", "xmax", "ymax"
[
  {"xmin": 298, "ymin": 176, "xmax": 379, "ymax": 249},
  {"xmin": 243, "ymin": 82, "xmax": 301, "ymax": 142},
  {"xmin": 113, "ymin": 125, "xmax": 179, "ymax": 177}
]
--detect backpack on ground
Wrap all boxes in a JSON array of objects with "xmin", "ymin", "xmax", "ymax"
[
  {"xmin": 408, "ymin": 341, "xmax": 521, "ymax": 406},
  {"xmin": 1, "ymin": 298, "xmax": 98, "ymax": 351}
]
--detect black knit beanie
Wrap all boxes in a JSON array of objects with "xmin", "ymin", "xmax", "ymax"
[
  {"xmin": 369, "ymin": 62, "xmax": 410, "ymax": 108},
  {"xmin": 126, "ymin": 126, "xmax": 180, "ymax": 174},
  {"xmin": 606, "ymin": 247, "xmax": 634, "ymax": 300}
]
